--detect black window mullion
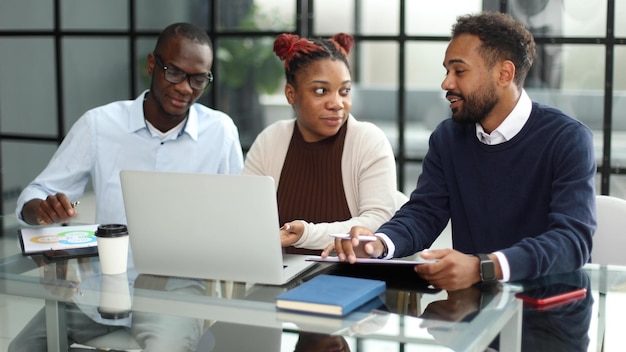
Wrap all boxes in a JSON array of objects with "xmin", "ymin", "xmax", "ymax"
[
  {"xmin": 397, "ymin": 0, "xmax": 407, "ymax": 192},
  {"xmin": 54, "ymin": 0, "xmax": 64, "ymax": 144},
  {"xmin": 129, "ymin": 0, "xmax": 137, "ymax": 98},
  {"xmin": 600, "ymin": 0, "xmax": 616, "ymax": 195}
]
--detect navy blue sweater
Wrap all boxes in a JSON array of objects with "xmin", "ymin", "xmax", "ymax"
[{"xmin": 380, "ymin": 102, "xmax": 596, "ymax": 282}]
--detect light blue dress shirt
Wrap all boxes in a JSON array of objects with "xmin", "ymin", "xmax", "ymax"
[{"xmin": 16, "ymin": 91, "xmax": 244, "ymax": 225}]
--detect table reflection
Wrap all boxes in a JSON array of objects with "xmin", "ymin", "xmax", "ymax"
[
  {"xmin": 419, "ymin": 269, "xmax": 592, "ymax": 351},
  {"xmin": 5, "ymin": 254, "xmax": 594, "ymax": 352},
  {"xmin": 519, "ymin": 269, "xmax": 592, "ymax": 351},
  {"xmin": 293, "ymin": 332, "xmax": 351, "ymax": 352},
  {"xmin": 8, "ymin": 259, "xmax": 208, "ymax": 352}
]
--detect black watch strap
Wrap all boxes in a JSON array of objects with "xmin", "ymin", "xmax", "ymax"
[{"xmin": 474, "ymin": 253, "xmax": 496, "ymax": 282}]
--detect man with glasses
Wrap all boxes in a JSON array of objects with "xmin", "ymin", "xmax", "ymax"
[
  {"xmin": 11, "ymin": 22, "xmax": 243, "ymax": 352},
  {"xmin": 16, "ymin": 22, "xmax": 243, "ymax": 227}
]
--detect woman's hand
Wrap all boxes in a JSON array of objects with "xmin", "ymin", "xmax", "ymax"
[{"xmin": 279, "ymin": 221, "xmax": 305, "ymax": 247}]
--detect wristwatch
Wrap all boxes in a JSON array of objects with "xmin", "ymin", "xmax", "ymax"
[{"xmin": 474, "ymin": 253, "xmax": 496, "ymax": 282}]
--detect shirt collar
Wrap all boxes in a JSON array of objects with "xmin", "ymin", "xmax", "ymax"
[
  {"xmin": 129, "ymin": 91, "xmax": 149, "ymax": 133},
  {"xmin": 128, "ymin": 90, "xmax": 199, "ymax": 141},
  {"xmin": 476, "ymin": 89, "xmax": 532, "ymax": 145}
]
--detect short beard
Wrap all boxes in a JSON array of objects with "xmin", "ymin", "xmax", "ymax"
[{"xmin": 451, "ymin": 80, "xmax": 498, "ymax": 125}]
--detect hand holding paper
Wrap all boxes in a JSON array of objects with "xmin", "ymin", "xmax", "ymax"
[
  {"xmin": 329, "ymin": 233, "xmax": 378, "ymax": 242},
  {"xmin": 323, "ymin": 226, "xmax": 386, "ymax": 263}
]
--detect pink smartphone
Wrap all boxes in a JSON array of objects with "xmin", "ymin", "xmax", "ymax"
[{"xmin": 515, "ymin": 284, "xmax": 587, "ymax": 309}]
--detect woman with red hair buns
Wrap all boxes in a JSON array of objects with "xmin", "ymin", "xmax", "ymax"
[{"xmin": 244, "ymin": 33, "xmax": 405, "ymax": 254}]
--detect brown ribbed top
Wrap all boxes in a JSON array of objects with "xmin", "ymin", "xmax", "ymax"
[{"xmin": 278, "ymin": 123, "xmax": 351, "ymax": 254}]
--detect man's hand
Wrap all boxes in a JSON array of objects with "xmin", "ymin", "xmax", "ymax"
[
  {"xmin": 414, "ymin": 249, "xmax": 486, "ymax": 291},
  {"xmin": 420, "ymin": 286, "xmax": 482, "ymax": 322},
  {"xmin": 321, "ymin": 226, "xmax": 385, "ymax": 263},
  {"xmin": 22, "ymin": 193, "xmax": 77, "ymax": 226}
]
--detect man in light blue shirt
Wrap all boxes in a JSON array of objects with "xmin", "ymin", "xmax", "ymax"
[
  {"xmin": 10, "ymin": 22, "xmax": 243, "ymax": 352},
  {"xmin": 16, "ymin": 22, "xmax": 243, "ymax": 226}
]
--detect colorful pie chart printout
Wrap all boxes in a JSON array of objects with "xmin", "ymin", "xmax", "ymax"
[{"xmin": 19, "ymin": 224, "xmax": 99, "ymax": 254}]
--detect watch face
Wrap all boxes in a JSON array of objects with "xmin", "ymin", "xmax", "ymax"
[{"xmin": 481, "ymin": 261, "xmax": 496, "ymax": 281}]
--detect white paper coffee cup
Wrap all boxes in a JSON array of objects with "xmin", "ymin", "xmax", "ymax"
[
  {"xmin": 98, "ymin": 273, "xmax": 131, "ymax": 319},
  {"xmin": 96, "ymin": 224, "xmax": 129, "ymax": 275}
]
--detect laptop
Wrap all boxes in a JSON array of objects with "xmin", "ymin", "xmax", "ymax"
[{"xmin": 119, "ymin": 170, "xmax": 317, "ymax": 285}]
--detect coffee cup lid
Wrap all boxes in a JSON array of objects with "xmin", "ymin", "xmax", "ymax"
[
  {"xmin": 98, "ymin": 307, "xmax": 131, "ymax": 320},
  {"xmin": 96, "ymin": 224, "xmax": 128, "ymax": 238}
]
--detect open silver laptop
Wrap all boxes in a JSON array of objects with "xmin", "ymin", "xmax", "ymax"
[{"xmin": 120, "ymin": 170, "xmax": 317, "ymax": 285}]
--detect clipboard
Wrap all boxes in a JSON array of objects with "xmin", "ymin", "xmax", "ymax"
[{"xmin": 18, "ymin": 224, "xmax": 99, "ymax": 258}]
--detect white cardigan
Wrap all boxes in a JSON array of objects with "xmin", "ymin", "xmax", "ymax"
[{"xmin": 243, "ymin": 115, "xmax": 407, "ymax": 249}]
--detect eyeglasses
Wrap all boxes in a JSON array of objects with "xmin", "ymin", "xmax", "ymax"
[{"xmin": 153, "ymin": 54, "xmax": 213, "ymax": 90}]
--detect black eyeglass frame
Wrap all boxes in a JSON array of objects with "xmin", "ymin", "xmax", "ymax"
[{"xmin": 153, "ymin": 54, "xmax": 213, "ymax": 90}]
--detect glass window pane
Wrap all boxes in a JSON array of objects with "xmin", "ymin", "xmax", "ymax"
[
  {"xmin": 526, "ymin": 45, "xmax": 604, "ymax": 131},
  {"xmin": 612, "ymin": 46, "xmax": 626, "ymax": 167},
  {"xmin": 562, "ymin": 44, "xmax": 605, "ymax": 90},
  {"xmin": 135, "ymin": 38, "xmax": 158, "ymax": 96},
  {"xmin": 611, "ymin": 126, "xmax": 626, "ymax": 169},
  {"xmin": 615, "ymin": 46, "xmax": 626, "ymax": 91},
  {"xmin": 616, "ymin": 0, "xmax": 626, "ymax": 37},
  {"xmin": 215, "ymin": 37, "xmax": 284, "ymax": 147},
  {"xmin": 356, "ymin": 42, "xmax": 398, "ymax": 87},
  {"xmin": 406, "ymin": 0, "xmax": 482, "ymax": 36},
  {"xmin": 524, "ymin": 44, "xmax": 565, "ymax": 89},
  {"xmin": 609, "ymin": 175, "xmax": 626, "ymax": 199},
  {"xmin": 352, "ymin": 42, "xmax": 398, "ymax": 119},
  {"xmin": 254, "ymin": 0, "xmax": 296, "ymax": 32},
  {"xmin": 0, "ymin": 0, "xmax": 53, "ymax": 30},
  {"xmin": 352, "ymin": 41, "xmax": 398, "ymax": 153},
  {"xmin": 62, "ymin": 38, "xmax": 130, "ymax": 133},
  {"xmin": 404, "ymin": 42, "xmax": 449, "ymax": 159},
  {"xmin": 523, "ymin": 43, "xmax": 606, "ymax": 95},
  {"xmin": 359, "ymin": 0, "xmax": 399, "ymax": 35},
  {"xmin": 314, "ymin": 0, "xmax": 354, "ymax": 35},
  {"xmin": 527, "ymin": 44, "xmax": 604, "ymax": 175},
  {"xmin": 61, "ymin": 0, "xmax": 128, "ymax": 30},
  {"xmin": 598, "ymin": 173, "xmax": 626, "ymax": 199},
  {"xmin": 0, "ymin": 38, "xmax": 57, "ymax": 135},
  {"xmin": 406, "ymin": 42, "xmax": 448, "ymax": 88},
  {"xmin": 2, "ymin": 141, "xmax": 59, "ymax": 214},
  {"xmin": 403, "ymin": 162, "xmax": 422, "ymax": 194},
  {"xmin": 510, "ymin": 0, "xmax": 606, "ymax": 38},
  {"xmin": 136, "ymin": 0, "xmax": 209, "ymax": 30},
  {"xmin": 563, "ymin": 0, "xmax": 607, "ymax": 37},
  {"xmin": 216, "ymin": 0, "xmax": 295, "ymax": 32}
]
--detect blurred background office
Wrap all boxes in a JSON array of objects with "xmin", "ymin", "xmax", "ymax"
[{"xmin": 1, "ymin": 0, "xmax": 625, "ymax": 216}]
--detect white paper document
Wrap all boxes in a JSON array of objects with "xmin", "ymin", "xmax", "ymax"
[{"xmin": 18, "ymin": 224, "xmax": 99, "ymax": 255}]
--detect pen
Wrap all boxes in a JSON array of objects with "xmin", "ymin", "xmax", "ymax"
[
  {"xmin": 329, "ymin": 233, "xmax": 378, "ymax": 242},
  {"xmin": 71, "ymin": 201, "xmax": 80, "ymax": 208}
]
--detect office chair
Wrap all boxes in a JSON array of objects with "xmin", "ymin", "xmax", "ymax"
[{"xmin": 591, "ymin": 195, "xmax": 626, "ymax": 266}]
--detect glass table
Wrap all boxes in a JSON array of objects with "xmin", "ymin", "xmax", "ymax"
[{"xmin": 1, "ymin": 217, "xmax": 623, "ymax": 352}]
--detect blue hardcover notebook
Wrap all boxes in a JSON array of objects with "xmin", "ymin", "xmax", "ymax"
[{"xmin": 275, "ymin": 274, "xmax": 386, "ymax": 316}]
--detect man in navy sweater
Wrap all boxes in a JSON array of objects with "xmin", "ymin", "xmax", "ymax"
[{"xmin": 325, "ymin": 12, "xmax": 596, "ymax": 291}]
